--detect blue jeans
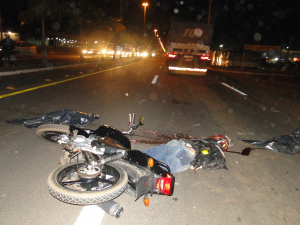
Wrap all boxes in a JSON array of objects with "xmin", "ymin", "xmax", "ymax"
[{"xmin": 143, "ymin": 139, "xmax": 195, "ymax": 173}]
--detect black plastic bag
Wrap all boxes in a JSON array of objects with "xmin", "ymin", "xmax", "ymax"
[
  {"xmin": 7, "ymin": 110, "xmax": 100, "ymax": 128},
  {"xmin": 240, "ymin": 127, "xmax": 300, "ymax": 155}
]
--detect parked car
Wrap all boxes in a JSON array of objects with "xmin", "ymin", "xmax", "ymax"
[{"xmin": 13, "ymin": 41, "xmax": 37, "ymax": 56}]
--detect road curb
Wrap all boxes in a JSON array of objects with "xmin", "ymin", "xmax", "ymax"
[
  {"xmin": 0, "ymin": 57, "xmax": 142, "ymax": 77},
  {"xmin": 0, "ymin": 63, "xmax": 88, "ymax": 77}
]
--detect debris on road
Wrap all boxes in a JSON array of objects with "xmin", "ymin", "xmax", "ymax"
[
  {"xmin": 7, "ymin": 110, "xmax": 99, "ymax": 128},
  {"xmin": 240, "ymin": 127, "xmax": 300, "ymax": 154}
]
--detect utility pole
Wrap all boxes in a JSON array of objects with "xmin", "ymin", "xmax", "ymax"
[
  {"xmin": 208, "ymin": 0, "xmax": 211, "ymax": 24},
  {"xmin": 120, "ymin": 0, "xmax": 122, "ymax": 19},
  {"xmin": 0, "ymin": 12, "xmax": 3, "ymax": 41}
]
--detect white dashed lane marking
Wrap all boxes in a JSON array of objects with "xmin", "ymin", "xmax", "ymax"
[
  {"xmin": 221, "ymin": 82, "xmax": 248, "ymax": 96},
  {"xmin": 151, "ymin": 75, "xmax": 159, "ymax": 84}
]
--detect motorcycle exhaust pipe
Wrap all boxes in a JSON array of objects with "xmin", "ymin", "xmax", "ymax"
[{"xmin": 97, "ymin": 200, "xmax": 123, "ymax": 218}]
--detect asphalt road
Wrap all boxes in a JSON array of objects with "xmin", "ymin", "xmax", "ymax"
[{"xmin": 0, "ymin": 57, "xmax": 299, "ymax": 225}]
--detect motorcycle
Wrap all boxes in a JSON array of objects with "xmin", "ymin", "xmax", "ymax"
[
  {"xmin": 0, "ymin": 48, "xmax": 15, "ymax": 67},
  {"xmin": 36, "ymin": 113, "xmax": 175, "ymax": 217}
]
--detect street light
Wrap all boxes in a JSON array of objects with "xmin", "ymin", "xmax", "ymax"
[
  {"xmin": 142, "ymin": 2, "xmax": 148, "ymax": 36},
  {"xmin": 154, "ymin": 29, "xmax": 157, "ymax": 38}
]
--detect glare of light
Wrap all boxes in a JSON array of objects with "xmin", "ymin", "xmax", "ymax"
[
  {"xmin": 141, "ymin": 52, "xmax": 148, "ymax": 57},
  {"xmin": 168, "ymin": 53, "xmax": 176, "ymax": 58},
  {"xmin": 168, "ymin": 66, "xmax": 207, "ymax": 72},
  {"xmin": 275, "ymin": 57, "xmax": 279, "ymax": 61},
  {"xmin": 102, "ymin": 49, "xmax": 107, "ymax": 54},
  {"xmin": 94, "ymin": 41, "xmax": 98, "ymax": 43},
  {"xmin": 82, "ymin": 50, "xmax": 87, "ymax": 54}
]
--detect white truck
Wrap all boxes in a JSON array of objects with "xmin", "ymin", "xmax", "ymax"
[{"xmin": 166, "ymin": 21, "xmax": 213, "ymax": 75}]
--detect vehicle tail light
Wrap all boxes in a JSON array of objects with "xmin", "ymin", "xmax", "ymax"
[
  {"xmin": 155, "ymin": 174, "xmax": 174, "ymax": 196},
  {"xmin": 168, "ymin": 53, "xmax": 177, "ymax": 58},
  {"xmin": 200, "ymin": 54, "xmax": 210, "ymax": 60}
]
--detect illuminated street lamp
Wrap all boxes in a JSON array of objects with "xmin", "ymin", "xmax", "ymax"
[
  {"xmin": 142, "ymin": 2, "xmax": 148, "ymax": 36},
  {"xmin": 154, "ymin": 29, "xmax": 158, "ymax": 45}
]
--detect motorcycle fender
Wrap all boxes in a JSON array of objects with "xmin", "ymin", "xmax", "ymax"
[{"xmin": 135, "ymin": 174, "xmax": 156, "ymax": 200}]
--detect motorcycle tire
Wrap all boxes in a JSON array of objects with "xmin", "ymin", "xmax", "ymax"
[
  {"xmin": 36, "ymin": 124, "xmax": 70, "ymax": 143},
  {"xmin": 48, "ymin": 162, "xmax": 128, "ymax": 205}
]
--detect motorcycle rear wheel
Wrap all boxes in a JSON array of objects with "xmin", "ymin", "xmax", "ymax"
[
  {"xmin": 48, "ymin": 163, "xmax": 128, "ymax": 205},
  {"xmin": 36, "ymin": 124, "xmax": 70, "ymax": 143}
]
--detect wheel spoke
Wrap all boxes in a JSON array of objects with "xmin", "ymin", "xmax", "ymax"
[
  {"xmin": 97, "ymin": 177, "xmax": 114, "ymax": 185},
  {"xmin": 62, "ymin": 180, "xmax": 81, "ymax": 185}
]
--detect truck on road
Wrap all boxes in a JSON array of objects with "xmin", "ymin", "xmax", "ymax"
[{"xmin": 166, "ymin": 21, "xmax": 213, "ymax": 75}]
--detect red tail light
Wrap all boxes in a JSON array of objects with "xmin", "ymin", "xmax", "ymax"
[
  {"xmin": 156, "ymin": 174, "xmax": 174, "ymax": 196},
  {"xmin": 168, "ymin": 53, "xmax": 177, "ymax": 58},
  {"xmin": 200, "ymin": 54, "xmax": 210, "ymax": 60}
]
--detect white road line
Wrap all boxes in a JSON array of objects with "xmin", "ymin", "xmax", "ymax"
[
  {"xmin": 73, "ymin": 205, "xmax": 105, "ymax": 225},
  {"xmin": 221, "ymin": 82, "xmax": 248, "ymax": 96},
  {"xmin": 151, "ymin": 75, "xmax": 159, "ymax": 84}
]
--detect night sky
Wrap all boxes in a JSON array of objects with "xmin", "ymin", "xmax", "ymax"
[{"xmin": 1, "ymin": 0, "xmax": 299, "ymax": 50}]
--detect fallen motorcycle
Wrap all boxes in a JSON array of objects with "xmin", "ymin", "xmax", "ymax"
[{"xmin": 36, "ymin": 113, "xmax": 175, "ymax": 217}]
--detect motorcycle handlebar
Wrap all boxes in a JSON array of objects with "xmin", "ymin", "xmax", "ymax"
[{"xmin": 122, "ymin": 113, "xmax": 144, "ymax": 135}]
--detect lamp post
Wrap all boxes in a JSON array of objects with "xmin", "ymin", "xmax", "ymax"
[
  {"xmin": 120, "ymin": 0, "xmax": 122, "ymax": 19},
  {"xmin": 142, "ymin": 2, "xmax": 148, "ymax": 36}
]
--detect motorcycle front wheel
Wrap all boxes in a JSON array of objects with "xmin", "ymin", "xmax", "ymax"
[
  {"xmin": 48, "ymin": 163, "xmax": 128, "ymax": 205},
  {"xmin": 36, "ymin": 124, "xmax": 70, "ymax": 143}
]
